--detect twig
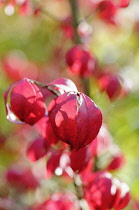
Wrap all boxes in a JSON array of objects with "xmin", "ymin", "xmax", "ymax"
[
  {"xmin": 73, "ymin": 174, "xmax": 90, "ymax": 210},
  {"xmin": 41, "ymin": 8, "xmax": 63, "ymax": 23},
  {"xmin": 82, "ymin": 77, "xmax": 90, "ymax": 97},
  {"xmin": 68, "ymin": 0, "xmax": 81, "ymax": 44},
  {"xmin": 29, "ymin": 79, "xmax": 60, "ymax": 97},
  {"xmin": 68, "ymin": 0, "xmax": 90, "ymax": 96}
]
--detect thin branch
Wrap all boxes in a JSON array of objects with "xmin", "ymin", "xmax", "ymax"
[
  {"xmin": 29, "ymin": 79, "xmax": 60, "ymax": 97},
  {"xmin": 73, "ymin": 173, "xmax": 84, "ymax": 200},
  {"xmin": 85, "ymin": 10, "xmax": 98, "ymax": 22},
  {"xmin": 73, "ymin": 174, "xmax": 90, "ymax": 210},
  {"xmin": 41, "ymin": 8, "xmax": 63, "ymax": 23},
  {"xmin": 68, "ymin": 0, "xmax": 81, "ymax": 44},
  {"xmin": 68, "ymin": 0, "xmax": 90, "ymax": 96},
  {"xmin": 82, "ymin": 77, "xmax": 90, "ymax": 97},
  {"xmin": 32, "ymin": 0, "xmax": 63, "ymax": 22}
]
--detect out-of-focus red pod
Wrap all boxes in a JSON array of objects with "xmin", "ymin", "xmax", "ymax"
[
  {"xmin": 118, "ymin": 0, "xmax": 130, "ymax": 8},
  {"xmin": 31, "ymin": 193, "xmax": 80, "ymax": 210},
  {"xmin": 48, "ymin": 77, "xmax": 78, "ymax": 96},
  {"xmin": 85, "ymin": 171, "xmax": 130, "ymax": 210},
  {"xmin": 107, "ymin": 150, "xmax": 126, "ymax": 171},
  {"xmin": 66, "ymin": 45, "xmax": 97, "ymax": 78},
  {"xmin": 97, "ymin": 73, "xmax": 123, "ymax": 100},
  {"xmin": 27, "ymin": 137, "xmax": 50, "ymax": 162},
  {"xmin": 2, "ymin": 52, "xmax": 39, "ymax": 81},
  {"xmin": 6, "ymin": 165, "xmax": 39, "ymax": 191},
  {"xmin": 70, "ymin": 146, "xmax": 91, "ymax": 173},
  {"xmin": 60, "ymin": 17, "xmax": 74, "ymax": 40},
  {"xmin": 96, "ymin": 0, "xmax": 118, "ymax": 24},
  {"xmin": 35, "ymin": 116, "xmax": 59, "ymax": 145},
  {"xmin": 90, "ymin": 124, "xmax": 112, "ymax": 157},
  {"xmin": 46, "ymin": 150, "xmax": 71, "ymax": 178}
]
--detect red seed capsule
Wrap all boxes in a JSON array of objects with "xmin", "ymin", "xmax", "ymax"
[
  {"xmin": 98, "ymin": 73, "xmax": 122, "ymax": 100},
  {"xmin": 85, "ymin": 171, "xmax": 130, "ymax": 210},
  {"xmin": 4, "ymin": 78, "xmax": 46, "ymax": 125},
  {"xmin": 97, "ymin": 0, "xmax": 118, "ymax": 24},
  {"xmin": 31, "ymin": 193, "xmax": 80, "ymax": 210},
  {"xmin": 66, "ymin": 45, "xmax": 97, "ymax": 77},
  {"xmin": 48, "ymin": 91, "xmax": 102, "ymax": 150},
  {"xmin": 27, "ymin": 137, "xmax": 49, "ymax": 162}
]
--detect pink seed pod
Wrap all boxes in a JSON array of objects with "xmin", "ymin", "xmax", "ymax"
[
  {"xmin": 46, "ymin": 150, "xmax": 71, "ymax": 178},
  {"xmin": 85, "ymin": 171, "xmax": 130, "ymax": 210},
  {"xmin": 60, "ymin": 16, "xmax": 74, "ymax": 40},
  {"xmin": 31, "ymin": 193, "xmax": 80, "ymax": 210},
  {"xmin": 27, "ymin": 137, "xmax": 50, "ymax": 162},
  {"xmin": 70, "ymin": 146, "xmax": 91, "ymax": 173},
  {"xmin": 35, "ymin": 116, "xmax": 59, "ymax": 145},
  {"xmin": 4, "ymin": 78, "xmax": 46, "ymax": 125},
  {"xmin": 107, "ymin": 149, "xmax": 126, "ymax": 171},
  {"xmin": 96, "ymin": 0, "xmax": 118, "ymax": 24},
  {"xmin": 97, "ymin": 73, "xmax": 123, "ymax": 100},
  {"xmin": 90, "ymin": 124, "xmax": 112, "ymax": 157},
  {"xmin": 48, "ymin": 77, "xmax": 78, "ymax": 96},
  {"xmin": 48, "ymin": 91, "xmax": 102, "ymax": 150},
  {"xmin": 6, "ymin": 165, "xmax": 39, "ymax": 191},
  {"xmin": 2, "ymin": 52, "xmax": 39, "ymax": 82},
  {"xmin": 66, "ymin": 45, "xmax": 97, "ymax": 77},
  {"xmin": 118, "ymin": 0, "xmax": 130, "ymax": 8}
]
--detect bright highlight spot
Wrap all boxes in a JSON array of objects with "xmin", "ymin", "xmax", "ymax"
[
  {"xmin": 4, "ymin": 4, "xmax": 14, "ymax": 16},
  {"xmin": 55, "ymin": 167, "xmax": 63, "ymax": 176}
]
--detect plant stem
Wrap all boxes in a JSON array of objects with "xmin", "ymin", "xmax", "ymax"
[
  {"xmin": 82, "ymin": 77, "xmax": 90, "ymax": 96},
  {"xmin": 68, "ymin": 0, "xmax": 81, "ymax": 44},
  {"xmin": 32, "ymin": 0, "xmax": 63, "ymax": 22},
  {"xmin": 73, "ymin": 173, "xmax": 83, "ymax": 200},
  {"xmin": 73, "ymin": 174, "xmax": 90, "ymax": 210},
  {"xmin": 41, "ymin": 8, "xmax": 63, "ymax": 23},
  {"xmin": 68, "ymin": 0, "xmax": 90, "ymax": 96},
  {"xmin": 29, "ymin": 79, "xmax": 60, "ymax": 97},
  {"xmin": 68, "ymin": 2, "xmax": 91, "ymax": 204}
]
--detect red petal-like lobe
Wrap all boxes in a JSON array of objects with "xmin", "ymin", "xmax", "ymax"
[
  {"xmin": 50, "ymin": 78, "xmax": 78, "ymax": 94},
  {"xmin": 2, "ymin": 53, "xmax": 39, "ymax": 82},
  {"xmin": 35, "ymin": 116, "xmax": 59, "ymax": 145},
  {"xmin": 19, "ymin": 0, "xmax": 32, "ymax": 15},
  {"xmin": 98, "ymin": 73, "xmax": 122, "ymax": 100},
  {"xmin": 60, "ymin": 16, "xmax": 74, "ymax": 40},
  {"xmin": 6, "ymin": 165, "xmax": 39, "ymax": 191},
  {"xmin": 78, "ymin": 93, "xmax": 102, "ymax": 149},
  {"xmin": 118, "ymin": 0, "xmax": 130, "ymax": 8},
  {"xmin": 114, "ymin": 192, "xmax": 130, "ymax": 210},
  {"xmin": 46, "ymin": 150, "xmax": 70, "ymax": 178},
  {"xmin": 10, "ymin": 78, "xmax": 46, "ymax": 125},
  {"xmin": 66, "ymin": 46, "xmax": 96, "ymax": 77},
  {"xmin": 48, "ymin": 91, "xmax": 102, "ymax": 150},
  {"xmin": 48, "ymin": 92, "xmax": 78, "ymax": 148},
  {"xmin": 4, "ymin": 84, "xmax": 24, "ymax": 124},
  {"xmin": 90, "ymin": 124, "xmax": 112, "ymax": 157},
  {"xmin": 113, "ymin": 180, "xmax": 130, "ymax": 210},
  {"xmin": 27, "ymin": 138, "xmax": 49, "ymax": 162},
  {"xmin": 107, "ymin": 152, "xmax": 126, "ymax": 171},
  {"xmin": 85, "ymin": 171, "xmax": 130, "ymax": 210},
  {"xmin": 31, "ymin": 193, "xmax": 80, "ymax": 210},
  {"xmin": 97, "ymin": 0, "xmax": 118, "ymax": 24},
  {"xmin": 85, "ymin": 172, "xmax": 115, "ymax": 210},
  {"xmin": 70, "ymin": 146, "xmax": 91, "ymax": 173}
]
